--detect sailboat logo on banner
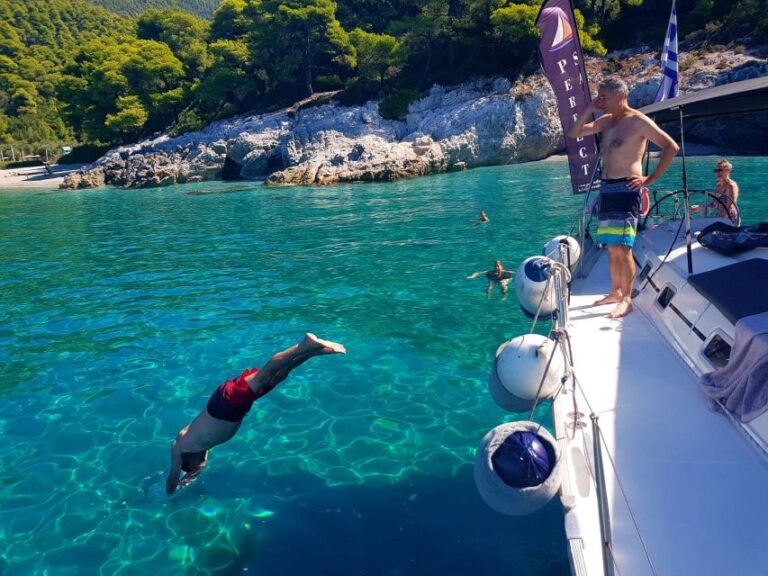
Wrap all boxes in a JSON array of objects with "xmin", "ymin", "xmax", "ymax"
[{"xmin": 542, "ymin": 7, "xmax": 574, "ymax": 51}]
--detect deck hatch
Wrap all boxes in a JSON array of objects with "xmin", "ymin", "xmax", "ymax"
[{"xmin": 703, "ymin": 333, "xmax": 732, "ymax": 369}]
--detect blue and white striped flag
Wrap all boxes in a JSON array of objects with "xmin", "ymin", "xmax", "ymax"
[{"xmin": 655, "ymin": 0, "xmax": 679, "ymax": 102}]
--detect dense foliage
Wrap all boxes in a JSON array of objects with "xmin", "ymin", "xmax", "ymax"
[
  {"xmin": 0, "ymin": 0, "xmax": 132, "ymax": 150},
  {"xmin": 1, "ymin": 0, "xmax": 766, "ymax": 156},
  {"xmin": 89, "ymin": 0, "xmax": 220, "ymax": 19}
]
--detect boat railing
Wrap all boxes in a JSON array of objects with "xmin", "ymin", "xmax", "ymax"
[
  {"xmin": 591, "ymin": 414, "xmax": 616, "ymax": 576},
  {"xmin": 642, "ymin": 188, "xmax": 741, "ymax": 228}
]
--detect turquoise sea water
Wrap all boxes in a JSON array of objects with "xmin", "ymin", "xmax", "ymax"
[{"xmin": 1, "ymin": 157, "xmax": 766, "ymax": 576}]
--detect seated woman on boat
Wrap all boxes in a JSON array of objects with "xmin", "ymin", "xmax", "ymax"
[
  {"xmin": 711, "ymin": 159, "xmax": 739, "ymax": 220},
  {"xmin": 467, "ymin": 260, "xmax": 512, "ymax": 298}
]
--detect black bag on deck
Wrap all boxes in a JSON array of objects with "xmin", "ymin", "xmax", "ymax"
[{"xmin": 697, "ymin": 222, "xmax": 768, "ymax": 255}]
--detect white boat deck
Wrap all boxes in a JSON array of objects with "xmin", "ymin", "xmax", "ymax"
[{"xmin": 556, "ymin": 248, "xmax": 768, "ymax": 576}]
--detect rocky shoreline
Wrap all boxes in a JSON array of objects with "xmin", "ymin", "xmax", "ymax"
[{"xmin": 61, "ymin": 48, "xmax": 768, "ymax": 191}]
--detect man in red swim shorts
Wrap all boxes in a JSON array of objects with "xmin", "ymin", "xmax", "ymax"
[{"xmin": 166, "ymin": 333, "xmax": 346, "ymax": 494}]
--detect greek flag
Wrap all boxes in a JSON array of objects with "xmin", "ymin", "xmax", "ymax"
[{"xmin": 655, "ymin": 0, "xmax": 679, "ymax": 102}]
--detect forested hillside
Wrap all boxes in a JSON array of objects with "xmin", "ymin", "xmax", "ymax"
[
  {"xmin": 88, "ymin": 0, "xmax": 219, "ymax": 19},
  {"xmin": 0, "ymin": 0, "xmax": 132, "ymax": 148},
  {"xmin": 1, "ymin": 0, "xmax": 766, "ymax": 160}
]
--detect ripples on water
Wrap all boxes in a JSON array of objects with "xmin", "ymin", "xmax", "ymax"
[{"xmin": 1, "ymin": 158, "xmax": 766, "ymax": 575}]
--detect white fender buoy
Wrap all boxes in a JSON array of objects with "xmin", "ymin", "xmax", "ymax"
[
  {"xmin": 488, "ymin": 334, "xmax": 565, "ymax": 412},
  {"xmin": 474, "ymin": 421, "xmax": 562, "ymax": 515},
  {"xmin": 542, "ymin": 235, "xmax": 581, "ymax": 270},
  {"xmin": 515, "ymin": 256, "xmax": 556, "ymax": 316}
]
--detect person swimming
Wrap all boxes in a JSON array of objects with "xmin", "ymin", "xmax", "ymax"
[
  {"xmin": 467, "ymin": 260, "xmax": 513, "ymax": 298},
  {"xmin": 472, "ymin": 210, "xmax": 490, "ymax": 225}
]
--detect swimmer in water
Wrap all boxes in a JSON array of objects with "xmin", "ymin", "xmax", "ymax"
[
  {"xmin": 472, "ymin": 210, "xmax": 490, "ymax": 225},
  {"xmin": 467, "ymin": 260, "xmax": 513, "ymax": 298},
  {"xmin": 166, "ymin": 333, "xmax": 346, "ymax": 495}
]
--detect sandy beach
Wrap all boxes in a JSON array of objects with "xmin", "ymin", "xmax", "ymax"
[{"xmin": 0, "ymin": 164, "xmax": 87, "ymax": 190}]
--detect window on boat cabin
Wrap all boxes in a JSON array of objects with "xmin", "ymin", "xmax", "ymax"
[
  {"xmin": 657, "ymin": 285, "xmax": 676, "ymax": 309},
  {"xmin": 638, "ymin": 262, "xmax": 652, "ymax": 282}
]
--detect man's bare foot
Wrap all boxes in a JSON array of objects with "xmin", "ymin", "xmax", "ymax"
[
  {"xmin": 608, "ymin": 299, "xmax": 633, "ymax": 319},
  {"xmin": 299, "ymin": 333, "xmax": 347, "ymax": 355},
  {"xmin": 592, "ymin": 293, "xmax": 621, "ymax": 306}
]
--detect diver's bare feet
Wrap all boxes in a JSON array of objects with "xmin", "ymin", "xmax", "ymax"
[
  {"xmin": 609, "ymin": 299, "xmax": 633, "ymax": 319},
  {"xmin": 299, "ymin": 333, "xmax": 346, "ymax": 355},
  {"xmin": 593, "ymin": 293, "xmax": 621, "ymax": 306}
]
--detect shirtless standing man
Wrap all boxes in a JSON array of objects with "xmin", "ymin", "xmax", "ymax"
[
  {"xmin": 569, "ymin": 78, "xmax": 679, "ymax": 318},
  {"xmin": 166, "ymin": 333, "xmax": 346, "ymax": 494}
]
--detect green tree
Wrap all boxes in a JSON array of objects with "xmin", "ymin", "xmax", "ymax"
[
  {"xmin": 137, "ymin": 8, "xmax": 212, "ymax": 78},
  {"xmin": 248, "ymin": 0, "xmax": 356, "ymax": 98},
  {"xmin": 0, "ymin": 113, "xmax": 11, "ymax": 143},
  {"xmin": 59, "ymin": 40, "xmax": 131, "ymax": 142},
  {"xmin": 210, "ymin": 0, "xmax": 250, "ymax": 40},
  {"xmin": 388, "ymin": 1, "xmax": 451, "ymax": 84},
  {"xmin": 105, "ymin": 95, "xmax": 148, "ymax": 137},
  {"xmin": 122, "ymin": 40, "xmax": 186, "ymax": 130},
  {"xmin": 723, "ymin": 0, "xmax": 768, "ymax": 40},
  {"xmin": 60, "ymin": 37, "xmax": 185, "ymax": 143},
  {"xmin": 575, "ymin": 0, "xmax": 635, "ymax": 26},
  {"xmin": 0, "ymin": 21, "xmax": 24, "ymax": 59},
  {"xmin": 195, "ymin": 39, "xmax": 267, "ymax": 117},
  {"xmin": 349, "ymin": 28, "xmax": 403, "ymax": 84},
  {"xmin": 573, "ymin": 9, "xmax": 607, "ymax": 55},
  {"xmin": 89, "ymin": 0, "xmax": 220, "ymax": 19},
  {"xmin": 493, "ymin": 2, "xmax": 605, "ymax": 66},
  {"xmin": 337, "ymin": 0, "xmax": 421, "ymax": 32},
  {"xmin": 1, "ymin": 75, "xmax": 38, "ymax": 115},
  {"xmin": 0, "ymin": 0, "xmax": 131, "ymax": 146}
]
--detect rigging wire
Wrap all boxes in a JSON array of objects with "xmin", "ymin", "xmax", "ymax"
[{"xmin": 528, "ymin": 261, "xmax": 571, "ymax": 334}]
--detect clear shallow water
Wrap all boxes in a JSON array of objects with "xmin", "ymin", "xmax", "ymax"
[{"xmin": 1, "ymin": 157, "xmax": 766, "ymax": 576}]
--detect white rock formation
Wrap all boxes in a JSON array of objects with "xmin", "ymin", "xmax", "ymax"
[{"xmin": 60, "ymin": 48, "xmax": 768, "ymax": 190}]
